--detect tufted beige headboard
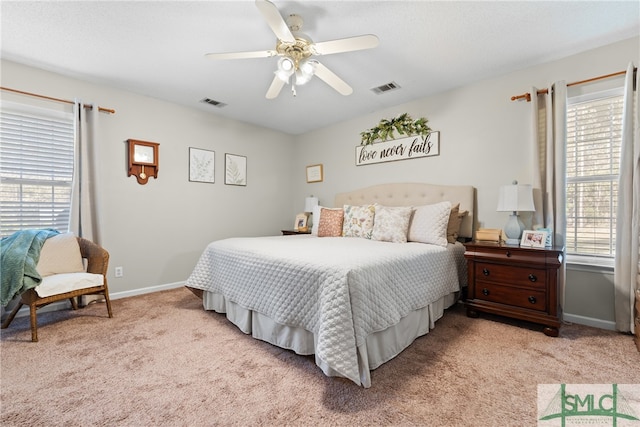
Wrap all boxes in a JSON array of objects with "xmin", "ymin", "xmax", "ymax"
[{"xmin": 334, "ymin": 182, "xmax": 476, "ymax": 239}]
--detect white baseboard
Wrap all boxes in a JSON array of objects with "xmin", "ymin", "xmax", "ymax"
[
  {"xmin": 563, "ymin": 312, "xmax": 616, "ymax": 331},
  {"xmin": 1, "ymin": 281, "xmax": 186, "ymax": 321},
  {"xmin": 109, "ymin": 281, "xmax": 185, "ymax": 300}
]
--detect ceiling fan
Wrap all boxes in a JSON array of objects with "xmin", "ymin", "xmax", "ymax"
[{"xmin": 205, "ymin": 0, "xmax": 379, "ymax": 99}]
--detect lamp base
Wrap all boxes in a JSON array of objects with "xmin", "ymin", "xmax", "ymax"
[{"xmin": 504, "ymin": 213, "xmax": 524, "ymax": 245}]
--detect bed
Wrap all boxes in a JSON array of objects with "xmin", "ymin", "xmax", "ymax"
[{"xmin": 185, "ymin": 182, "xmax": 475, "ymax": 387}]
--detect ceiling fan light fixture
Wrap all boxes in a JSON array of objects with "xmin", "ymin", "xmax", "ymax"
[
  {"xmin": 275, "ymin": 57, "xmax": 295, "ymax": 82},
  {"xmin": 295, "ymin": 59, "xmax": 315, "ymax": 85},
  {"xmin": 300, "ymin": 59, "xmax": 314, "ymax": 75},
  {"xmin": 295, "ymin": 70, "xmax": 312, "ymax": 86},
  {"xmin": 279, "ymin": 57, "xmax": 294, "ymax": 71}
]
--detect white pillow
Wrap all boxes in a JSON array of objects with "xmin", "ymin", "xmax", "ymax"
[
  {"xmin": 36, "ymin": 232, "xmax": 85, "ymax": 277},
  {"xmin": 371, "ymin": 205, "xmax": 413, "ymax": 243},
  {"xmin": 407, "ymin": 201, "xmax": 452, "ymax": 247}
]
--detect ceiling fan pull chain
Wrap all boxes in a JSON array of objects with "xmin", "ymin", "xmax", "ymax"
[{"xmin": 292, "ymin": 82, "xmax": 297, "ymax": 97}]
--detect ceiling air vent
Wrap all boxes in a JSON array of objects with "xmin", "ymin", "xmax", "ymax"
[
  {"xmin": 370, "ymin": 81, "xmax": 401, "ymax": 95},
  {"xmin": 200, "ymin": 97, "xmax": 227, "ymax": 108}
]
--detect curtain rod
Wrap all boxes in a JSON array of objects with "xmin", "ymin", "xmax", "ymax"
[
  {"xmin": 511, "ymin": 67, "xmax": 637, "ymax": 102},
  {"xmin": 0, "ymin": 86, "xmax": 115, "ymax": 114}
]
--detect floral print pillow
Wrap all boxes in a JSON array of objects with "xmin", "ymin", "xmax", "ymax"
[
  {"xmin": 371, "ymin": 205, "xmax": 414, "ymax": 243},
  {"xmin": 342, "ymin": 204, "xmax": 376, "ymax": 239}
]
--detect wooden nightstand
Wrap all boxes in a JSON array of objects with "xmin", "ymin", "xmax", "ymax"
[
  {"xmin": 281, "ymin": 229, "xmax": 311, "ymax": 235},
  {"xmin": 464, "ymin": 241, "xmax": 564, "ymax": 337}
]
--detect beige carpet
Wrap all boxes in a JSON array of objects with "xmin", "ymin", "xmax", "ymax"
[{"xmin": 1, "ymin": 287, "xmax": 638, "ymax": 426}]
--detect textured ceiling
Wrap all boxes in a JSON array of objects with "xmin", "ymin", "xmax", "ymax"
[{"xmin": 1, "ymin": 1, "xmax": 638, "ymax": 135}]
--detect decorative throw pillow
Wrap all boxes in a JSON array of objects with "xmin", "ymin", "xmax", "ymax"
[
  {"xmin": 36, "ymin": 232, "xmax": 85, "ymax": 277},
  {"xmin": 447, "ymin": 204, "xmax": 461, "ymax": 243},
  {"xmin": 371, "ymin": 205, "xmax": 414, "ymax": 243},
  {"xmin": 317, "ymin": 208, "xmax": 344, "ymax": 237},
  {"xmin": 447, "ymin": 205, "xmax": 469, "ymax": 243},
  {"xmin": 407, "ymin": 201, "xmax": 452, "ymax": 247},
  {"xmin": 342, "ymin": 204, "xmax": 375, "ymax": 239}
]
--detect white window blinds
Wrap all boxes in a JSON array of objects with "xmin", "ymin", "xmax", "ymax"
[
  {"xmin": 566, "ymin": 91, "xmax": 623, "ymax": 259},
  {"xmin": 0, "ymin": 107, "xmax": 75, "ymax": 237}
]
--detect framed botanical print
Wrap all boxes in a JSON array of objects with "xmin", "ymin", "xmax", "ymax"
[
  {"xmin": 225, "ymin": 153, "xmax": 247, "ymax": 186},
  {"xmin": 189, "ymin": 147, "xmax": 215, "ymax": 183}
]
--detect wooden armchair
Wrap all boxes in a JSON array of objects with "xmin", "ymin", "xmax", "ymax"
[{"xmin": 1, "ymin": 237, "xmax": 113, "ymax": 342}]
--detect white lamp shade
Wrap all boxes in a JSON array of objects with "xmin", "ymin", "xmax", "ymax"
[
  {"xmin": 304, "ymin": 196, "xmax": 318, "ymax": 213},
  {"xmin": 497, "ymin": 184, "xmax": 535, "ymax": 212}
]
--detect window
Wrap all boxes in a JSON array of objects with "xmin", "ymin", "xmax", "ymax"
[
  {"xmin": 0, "ymin": 104, "xmax": 75, "ymax": 237},
  {"xmin": 565, "ymin": 89, "xmax": 623, "ymax": 263}
]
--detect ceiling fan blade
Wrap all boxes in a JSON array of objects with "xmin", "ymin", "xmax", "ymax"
[
  {"xmin": 255, "ymin": 0, "xmax": 295, "ymax": 43},
  {"xmin": 266, "ymin": 75, "xmax": 286, "ymax": 99},
  {"xmin": 313, "ymin": 62, "xmax": 353, "ymax": 96},
  {"xmin": 313, "ymin": 34, "xmax": 379, "ymax": 55},
  {"xmin": 205, "ymin": 50, "xmax": 277, "ymax": 60}
]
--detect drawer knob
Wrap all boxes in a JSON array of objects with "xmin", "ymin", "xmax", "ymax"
[
  {"xmin": 482, "ymin": 288, "xmax": 490, "ymax": 296},
  {"xmin": 528, "ymin": 274, "xmax": 537, "ymax": 282},
  {"xmin": 506, "ymin": 251, "xmax": 512, "ymax": 257},
  {"xmin": 482, "ymin": 268, "xmax": 490, "ymax": 276},
  {"xmin": 528, "ymin": 296, "xmax": 537, "ymax": 304}
]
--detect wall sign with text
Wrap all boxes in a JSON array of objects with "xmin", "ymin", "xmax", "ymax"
[{"xmin": 355, "ymin": 132, "xmax": 440, "ymax": 166}]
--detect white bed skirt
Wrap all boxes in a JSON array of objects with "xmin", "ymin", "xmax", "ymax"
[{"xmin": 202, "ymin": 290, "xmax": 459, "ymax": 387}]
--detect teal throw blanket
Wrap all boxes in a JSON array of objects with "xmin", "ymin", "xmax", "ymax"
[{"xmin": 1, "ymin": 229, "xmax": 60, "ymax": 307}]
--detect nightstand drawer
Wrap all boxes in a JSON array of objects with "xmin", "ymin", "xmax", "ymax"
[
  {"xmin": 468, "ymin": 246, "xmax": 549, "ymax": 266},
  {"xmin": 475, "ymin": 283, "xmax": 547, "ymax": 312},
  {"xmin": 475, "ymin": 262, "xmax": 547, "ymax": 289}
]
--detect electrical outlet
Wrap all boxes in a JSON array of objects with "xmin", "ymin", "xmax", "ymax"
[{"xmin": 115, "ymin": 266, "xmax": 123, "ymax": 278}]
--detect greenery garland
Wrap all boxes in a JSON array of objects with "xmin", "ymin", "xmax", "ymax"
[{"xmin": 360, "ymin": 113, "xmax": 431, "ymax": 145}]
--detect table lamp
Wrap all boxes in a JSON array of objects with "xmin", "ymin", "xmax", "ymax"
[
  {"xmin": 304, "ymin": 196, "xmax": 319, "ymax": 231},
  {"xmin": 497, "ymin": 181, "xmax": 535, "ymax": 244}
]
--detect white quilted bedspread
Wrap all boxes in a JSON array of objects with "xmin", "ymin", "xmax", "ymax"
[{"xmin": 186, "ymin": 235, "xmax": 466, "ymax": 385}]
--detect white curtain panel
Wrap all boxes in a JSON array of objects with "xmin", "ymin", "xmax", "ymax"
[
  {"xmin": 614, "ymin": 62, "xmax": 640, "ymax": 333},
  {"xmin": 70, "ymin": 100, "xmax": 101, "ymax": 244},
  {"xmin": 529, "ymin": 82, "xmax": 567, "ymax": 313}
]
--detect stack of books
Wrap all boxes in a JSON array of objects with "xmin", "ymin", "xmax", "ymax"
[{"xmin": 474, "ymin": 228, "xmax": 502, "ymax": 243}]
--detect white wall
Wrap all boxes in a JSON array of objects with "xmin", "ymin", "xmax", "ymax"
[{"xmin": 1, "ymin": 60, "xmax": 296, "ymax": 296}]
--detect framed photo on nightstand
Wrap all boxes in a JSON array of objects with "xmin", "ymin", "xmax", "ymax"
[
  {"xmin": 536, "ymin": 227, "xmax": 553, "ymax": 247},
  {"xmin": 520, "ymin": 230, "xmax": 547, "ymax": 248},
  {"xmin": 294, "ymin": 213, "xmax": 308, "ymax": 231}
]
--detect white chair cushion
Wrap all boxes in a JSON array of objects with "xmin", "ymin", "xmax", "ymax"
[
  {"xmin": 36, "ymin": 232, "xmax": 85, "ymax": 277},
  {"xmin": 35, "ymin": 272, "xmax": 103, "ymax": 298}
]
